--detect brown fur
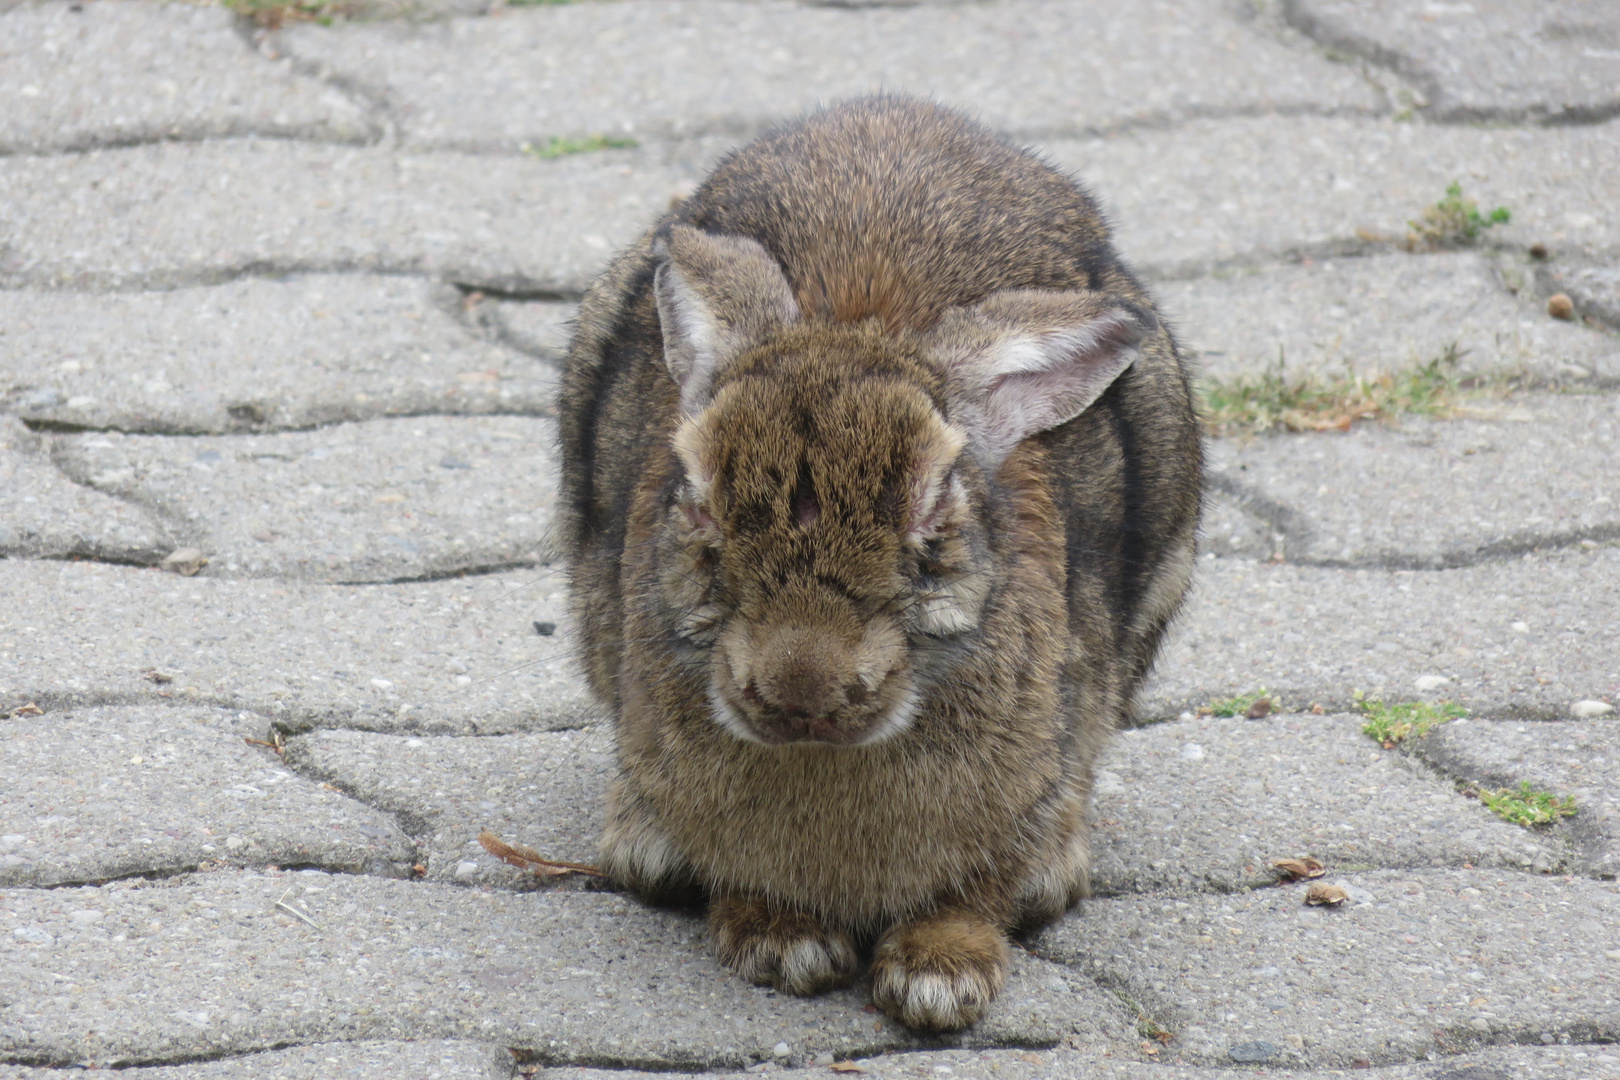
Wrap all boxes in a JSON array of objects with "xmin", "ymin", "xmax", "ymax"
[{"xmin": 558, "ymin": 95, "xmax": 1203, "ymax": 1031}]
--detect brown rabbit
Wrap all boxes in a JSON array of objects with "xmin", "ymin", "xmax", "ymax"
[{"xmin": 557, "ymin": 95, "xmax": 1201, "ymax": 1031}]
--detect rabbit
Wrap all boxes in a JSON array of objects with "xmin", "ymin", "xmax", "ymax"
[{"xmin": 556, "ymin": 94, "xmax": 1202, "ymax": 1032}]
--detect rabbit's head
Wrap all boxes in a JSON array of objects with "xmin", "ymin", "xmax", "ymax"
[{"xmin": 653, "ymin": 224, "xmax": 1154, "ymax": 747}]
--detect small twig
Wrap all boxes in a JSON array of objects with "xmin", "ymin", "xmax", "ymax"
[{"xmin": 275, "ymin": 887, "xmax": 322, "ymax": 930}]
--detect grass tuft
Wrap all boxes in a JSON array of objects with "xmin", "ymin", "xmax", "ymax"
[
  {"xmin": 1358, "ymin": 697, "xmax": 1466, "ymax": 748},
  {"xmin": 223, "ymin": 0, "xmax": 347, "ymax": 27},
  {"xmin": 521, "ymin": 134, "xmax": 639, "ymax": 159},
  {"xmin": 1196, "ymin": 342, "xmax": 1510, "ymax": 436},
  {"xmin": 1477, "ymin": 781, "xmax": 1577, "ymax": 828},
  {"xmin": 1200, "ymin": 688, "xmax": 1275, "ymax": 718},
  {"xmin": 1406, "ymin": 181, "xmax": 1511, "ymax": 250}
]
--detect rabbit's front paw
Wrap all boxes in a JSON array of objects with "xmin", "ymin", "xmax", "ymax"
[
  {"xmin": 711, "ymin": 893, "xmax": 859, "ymax": 995},
  {"xmin": 869, "ymin": 910, "xmax": 1008, "ymax": 1031}
]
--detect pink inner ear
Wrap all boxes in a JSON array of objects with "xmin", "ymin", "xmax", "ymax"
[
  {"xmin": 680, "ymin": 495, "xmax": 717, "ymax": 535},
  {"xmin": 795, "ymin": 491, "xmax": 820, "ymax": 529}
]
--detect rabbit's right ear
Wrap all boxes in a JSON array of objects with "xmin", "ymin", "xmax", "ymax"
[{"xmin": 655, "ymin": 223, "xmax": 801, "ymax": 415}]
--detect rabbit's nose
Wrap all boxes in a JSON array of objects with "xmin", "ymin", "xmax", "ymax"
[{"xmin": 761, "ymin": 655, "xmax": 840, "ymax": 721}]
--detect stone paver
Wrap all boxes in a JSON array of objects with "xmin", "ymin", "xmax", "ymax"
[
  {"xmin": 271, "ymin": 0, "xmax": 1382, "ymax": 151},
  {"xmin": 0, "ymin": 560, "xmax": 590, "ymax": 735},
  {"xmin": 1207, "ymin": 393, "xmax": 1620, "ymax": 567},
  {"xmin": 1165, "ymin": 252, "xmax": 1620, "ymax": 384},
  {"xmin": 1060, "ymin": 117, "xmax": 1620, "ymax": 276},
  {"xmin": 7, "ymin": 120, "xmax": 1619, "ymax": 294},
  {"xmin": 1144, "ymin": 543, "xmax": 1620, "ymax": 720},
  {"xmin": 1039, "ymin": 868, "xmax": 1620, "ymax": 1068},
  {"xmin": 550, "ymin": 1044, "xmax": 1615, "ymax": 1079},
  {"xmin": 1287, "ymin": 0, "xmax": 1620, "ymax": 124},
  {"xmin": 0, "ymin": 415, "xmax": 171, "ymax": 563},
  {"xmin": 0, "ymin": 0, "xmax": 376, "ymax": 155},
  {"xmin": 1425, "ymin": 717, "xmax": 1620, "ymax": 880},
  {"xmin": 1089, "ymin": 714, "xmax": 1563, "ymax": 896},
  {"xmin": 1, "ymin": 276, "xmax": 558, "ymax": 435},
  {"xmin": 0, "ymin": 872, "xmax": 1130, "ymax": 1068},
  {"xmin": 0, "ymin": 705, "xmax": 415, "ymax": 888},
  {"xmin": 7, "ymin": 1, "xmax": 1620, "ymax": 1074},
  {"xmin": 0, "ymin": 1041, "xmax": 515, "ymax": 1080},
  {"xmin": 0, "ymin": 139, "xmax": 696, "ymax": 294},
  {"xmin": 283, "ymin": 727, "xmax": 611, "ymax": 885},
  {"xmin": 46, "ymin": 414, "xmax": 558, "ymax": 582}
]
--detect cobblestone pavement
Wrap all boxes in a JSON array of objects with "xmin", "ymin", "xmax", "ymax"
[{"xmin": 3, "ymin": 1, "xmax": 1619, "ymax": 1077}]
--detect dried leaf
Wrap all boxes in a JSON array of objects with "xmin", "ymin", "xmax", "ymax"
[
  {"xmin": 1305, "ymin": 882, "xmax": 1348, "ymax": 906},
  {"xmin": 1245, "ymin": 697, "xmax": 1274, "ymax": 719},
  {"xmin": 7, "ymin": 702, "xmax": 44, "ymax": 718},
  {"xmin": 477, "ymin": 830, "xmax": 605, "ymax": 878},
  {"xmin": 829, "ymin": 1063, "xmax": 867, "ymax": 1074},
  {"xmin": 1271, "ymin": 857, "xmax": 1326, "ymax": 881},
  {"xmin": 1140, "ymin": 1042, "xmax": 1160, "ymax": 1056},
  {"xmin": 143, "ymin": 668, "xmax": 175, "ymax": 684}
]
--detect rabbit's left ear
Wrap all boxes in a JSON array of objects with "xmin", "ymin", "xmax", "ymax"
[
  {"xmin": 654, "ymin": 223, "xmax": 801, "ymax": 415},
  {"xmin": 927, "ymin": 290, "xmax": 1156, "ymax": 467}
]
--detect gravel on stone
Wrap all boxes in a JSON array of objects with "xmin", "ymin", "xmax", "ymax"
[
  {"xmin": 0, "ymin": 871, "xmax": 1130, "ymax": 1068},
  {"xmin": 0, "ymin": 705, "xmax": 415, "ymax": 888},
  {"xmin": 0, "ymin": 0, "xmax": 376, "ymax": 155},
  {"xmin": 271, "ymin": 0, "xmax": 1381, "ymax": 152},
  {"xmin": 0, "ymin": 560, "xmax": 591, "ymax": 735},
  {"xmin": 1425, "ymin": 717, "xmax": 1620, "ymax": 880},
  {"xmin": 0, "ymin": 1040, "xmax": 515, "ymax": 1080},
  {"xmin": 483, "ymin": 298, "xmax": 578, "ymax": 365},
  {"xmin": 45, "ymin": 414, "xmax": 558, "ymax": 583},
  {"xmin": 0, "ymin": 415, "xmax": 171, "ymax": 564},
  {"xmin": 1163, "ymin": 251, "xmax": 1620, "ymax": 385},
  {"xmin": 284, "ymin": 727, "xmax": 612, "ymax": 885},
  {"xmin": 1088, "ymin": 713, "xmax": 1563, "ymax": 896},
  {"xmin": 1286, "ymin": 0, "xmax": 1620, "ymax": 124},
  {"xmin": 1038, "ymin": 867, "xmax": 1620, "ymax": 1068},
  {"xmin": 1, "ymin": 276, "xmax": 557, "ymax": 435},
  {"xmin": 1207, "ymin": 393, "xmax": 1620, "ymax": 567},
  {"xmin": 1142, "ymin": 543, "xmax": 1620, "ymax": 720}
]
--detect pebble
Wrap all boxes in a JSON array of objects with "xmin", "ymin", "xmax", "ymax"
[
  {"xmin": 1547, "ymin": 293, "xmax": 1575, "ymax": 320},
  {"xmin": 1571, "ymin": 700, "xmax": 1615, "ymax": 718},
  {"xmin": 1413, "ymin": 675, "xmax": 1450, "ymax": 691},
  {"xmin": 813, "ymin": 1052, "xmax": 835, "ymax": 1066},
  {"xmin": 1229, "ymin": 1040, "xmax": 1279, "ymax": 1063},
  {"xmin": 772, "ymin": 1041, "xmax": 791, "ymax": 1059},
  {"xmin": 454, "ymin": 860, "xmax": 479, "ymax": 879},
  {"xmin": 161, "ymin": 547, "xmax": 209, "ymax": 576},
  {"xmin": 1181, "ymin": 742, "xmax": 1205, "ymax": 760}
]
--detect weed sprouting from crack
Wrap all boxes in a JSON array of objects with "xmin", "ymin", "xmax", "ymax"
[
  {"xmin": 1472, "ymin": 781, "xmax": 1578, "ymax": 828},
  {"xmin": 1199, "ymin": 688, "xmax": 1276, "ymax": 719},
  {"xmin": 521, "ymin": 134, "xmax": 639, "ymax": 160},
  {"xmin": 1406, "ymin": 181, "xmax": 1511, "ymax": 251},
  {"xmin": 223, "ymin": 0, "xmax": 353, "ymax": 28},
  {"xmin": 1198, "ymin": 341, "xmax": 1521, "ymax": 436},
  {"xmin": 1356, "ymin": 695, "xmax": 1466, "ymax": 749}
]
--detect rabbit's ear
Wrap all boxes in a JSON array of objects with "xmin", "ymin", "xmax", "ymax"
[
  {"xmin": 654, "ymin": 223, "xmax": 801, "ymax": 414},
  {"xmin": 928, "ymin": 290, "xmax": 1156, "ymax": 467}
]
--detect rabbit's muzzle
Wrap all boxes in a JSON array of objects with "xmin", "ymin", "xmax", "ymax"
[{"xmin": 716, "ymin": 615, "xmax": 913, "ymax": 746}]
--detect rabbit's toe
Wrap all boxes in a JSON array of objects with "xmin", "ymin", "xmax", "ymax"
[
  {"xmin": 711, "ymin": 894, "xmax": 859, "ymax": 995},
  {"xmin": 869, "ymin": 911, "xmax": 1008, "ymax": 1031}
]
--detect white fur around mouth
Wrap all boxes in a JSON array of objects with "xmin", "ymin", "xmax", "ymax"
[{"xmin": 706, "ymin": 682, "xmax": 919, "ymax": 746}]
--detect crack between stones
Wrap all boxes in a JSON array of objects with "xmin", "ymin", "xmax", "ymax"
[
  {"xmin": 241, "ymin": 19, "xmax": 396, "ymax": 150},
  {"xmin": 1279, "ymin": 0, "xmax": 1620, "ymax": 129},
  {"xmin": 4, "ymin": 238, "xmax": 1617, "ymax": 300}
]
